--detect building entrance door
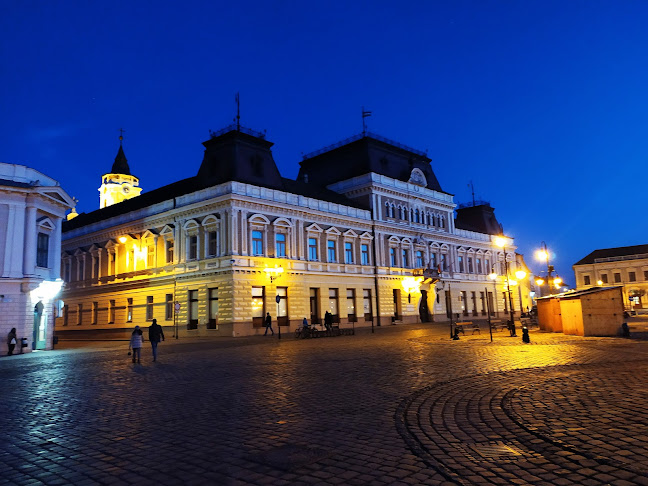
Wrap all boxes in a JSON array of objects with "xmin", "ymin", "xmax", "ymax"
[
  {"xmin": 310, "ymin": 288, "xmax": 320, "ymax": 324},
  {"xmin": 33, "ymin": 301, "xmax": 47, "ymax": 350},
  {"xmin": 419, "ymin": 290, "xmax": 430, "ymax": 322}
]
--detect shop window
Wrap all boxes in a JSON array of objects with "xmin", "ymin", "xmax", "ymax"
[
  {"xmin": 127, "ymin": 298, "xmax": 133, "ymax": 322},
  {"xmin": 208, "ymin": 288, "xmax": 218, "ymax": 329},
  {"xmin": 252, "ymin": 286, "xmax": 265, "ymax": 327}
]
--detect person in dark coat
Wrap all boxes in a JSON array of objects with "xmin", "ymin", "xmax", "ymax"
[
  {"xmin": 264, "ymin": 312, "xmax": 274, "ymax": 336},
  {"xmin": 7, "ymin": 328, "xmax": 17, "ymax": 356},
  {"xmin": 324, "ymin": 311, "xmax": 332, "ymax": 331},
  {"xmin": 148, "ymin": 319, "xmax": 165, "ymax": 362}
]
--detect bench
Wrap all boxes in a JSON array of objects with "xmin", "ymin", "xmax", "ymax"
[
  {"xmin": 489, "ymin": 319, "xmax": 508, "ymax": 332},
  {"xmin": 455, "ymin": 322, "xmax": 481, "ymax": 335}
]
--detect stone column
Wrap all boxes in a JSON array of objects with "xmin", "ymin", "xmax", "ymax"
[{"xmin": 23, "ymin": 205, "xmax": 37, "ymax": 275}]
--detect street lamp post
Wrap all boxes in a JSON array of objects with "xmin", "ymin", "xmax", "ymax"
[
  {"xmin": 515, "ymin": 270, "xmax": 527, "ymax": 314},
  {"xmin": 495, "ymin": 237, "xmax": 516, "ymax": 336},
  {"xmin": 536, "ymin": 242, "xmax": 553, "ymax": 297}
]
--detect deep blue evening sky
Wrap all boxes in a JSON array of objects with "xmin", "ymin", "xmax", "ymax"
[{"xmin": 3, "ymin": 1, "xmax": 648, "ymax": 284}]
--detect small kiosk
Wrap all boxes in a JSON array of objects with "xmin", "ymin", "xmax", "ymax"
[{"xmin": 537, "ymin": 287, "xmax": 624, "ymax": 337}]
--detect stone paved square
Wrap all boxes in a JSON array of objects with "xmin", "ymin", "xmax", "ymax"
[{"xmin": 2, "ymin": 323, "xmax": 648, "ymax": 485}]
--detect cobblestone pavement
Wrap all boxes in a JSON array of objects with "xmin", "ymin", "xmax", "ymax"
[{"xmin": 1, "ymin": 323, "xmax": 648, "ymax": 485}]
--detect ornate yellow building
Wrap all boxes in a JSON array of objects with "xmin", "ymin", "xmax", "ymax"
[{"xmin": 59, "ymin": 126, "xmax": 521, "ymax": 338}]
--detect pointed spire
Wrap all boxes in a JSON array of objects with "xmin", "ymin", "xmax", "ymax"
[{"xmin": 111, "ymin": 129, "xmax": 131, "ymax": 175}]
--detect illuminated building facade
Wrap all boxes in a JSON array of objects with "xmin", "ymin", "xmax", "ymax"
[
  {"xmin": 0, "ymin": 163, "xmax": 74, "ymax": 352},
  {"xmin": 574, "ymin": 244, "xmax": 648, "ymax": 310},
  {"xmin": 59, "ymin": 126, "xmax": 519, "ymax": 338}
]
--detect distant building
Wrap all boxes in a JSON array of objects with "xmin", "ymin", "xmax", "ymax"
[
  {"xmin": 0, "ymin": 163, "xmax": 74, "ymax": 352},
  {"xmin": 59, "ymin": 126, "xmax": 523, "ymax": 338},
  {"xmin": 573, "ymin": 244, "xmax": 648, "ymax": 309}
]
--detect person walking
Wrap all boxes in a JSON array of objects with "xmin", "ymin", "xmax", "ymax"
[
  {"xmin": 264, "ymin": 312, "xmax": 274, "ymax": 336},
  {"xmin": 324, "ymin": 311, "xmax": 332, "ymax": 332},
  {"xmin": 129, "ymin": 325, "xmax": 144, "ymax": 363},
  {"xmin": 148, "ymin": 319, "xmax": 165, "ymax": 362},
  {"xmin": 7, "ymin": 328, "xmax": 17, "ymax": 356}
]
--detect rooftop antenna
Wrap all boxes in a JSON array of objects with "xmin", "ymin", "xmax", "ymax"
[
  {"xmin": 468, "ymin": 180, "xmax": 475, "ymax": 206},
  {"xmin": 362, "ymin": 106, "xmax": 372, "ymax": 135},
  {"xmin": 119, "ymin": 127, "xmax": 125, "ymax": 145},
  {"xmin": 235, "ymin": 92, "xmax": 241, "ymax": 131}
]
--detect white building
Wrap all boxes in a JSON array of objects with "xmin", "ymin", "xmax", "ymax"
[
  {"xmin": 0, "ymin": 163, "xmax": 74, "ymax": 353},
  {"xmin": 60, "ymin": 127, "xmax": 521, "ymax": 338},
  {"xmin": 573, "ymin": 244, "xmax": 648, "ymax": 310}
]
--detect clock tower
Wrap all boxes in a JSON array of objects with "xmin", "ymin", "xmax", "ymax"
[{"xmin": 99, "ymin": 132, "xmax": 142, "ymax": 208}]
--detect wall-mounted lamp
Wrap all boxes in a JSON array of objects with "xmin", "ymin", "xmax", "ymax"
[
  {"xmin": 402, "ymin": 276, "xmax": 423, "ymax": 303},
  {"xmin": 264, "ymin": 265, "xmax": 284, "ymax": 283}
]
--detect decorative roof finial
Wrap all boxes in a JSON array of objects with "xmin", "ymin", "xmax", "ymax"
[
  {"xmin": 119, "ymin": 127, "xmax": 125, "ymax": 145},
  {"xmin": 235, "ymin": 93, "xmax": 240, "ymax": 131},
  {"xmin": 362, "ymin": 107, "xmax": 372, "ymax": 135}
]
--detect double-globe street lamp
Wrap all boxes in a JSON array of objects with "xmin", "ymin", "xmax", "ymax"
[
  {"xmin": 535, "ymin": 241, "xmax": 555, "ymax": 297},
  {"xmin": 495, "ymin": 236, "xmax": 516, "ymax": 336}
]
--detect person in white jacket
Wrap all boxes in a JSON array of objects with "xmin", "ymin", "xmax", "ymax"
[{"xmin": 129, "ymin": 326, "xmax": 144, "ymax": 364}]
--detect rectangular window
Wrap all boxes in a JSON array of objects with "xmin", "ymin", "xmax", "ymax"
[
  {"xmin": 208, "ymin": 231, "xmax": 218, "ymax": 257},
  {"xmin": 415, "ymin": 250, "xmax": 423, "ymax": 268},
  {"xmin": 252, "ymin": 230, "xmax": 263, "ymax": 256},
  {"xmin": 277, "ymin": 287, "xmax": 287, "ymax": 319},
  {"xmin": 347, "ymin": 288, "xmax": 356, "ymax": 321},
  {"xmin": 110, "ymin": 253, "xmax": 116, "ymax": 274},
  {"xmin": 601, "ymin": 274, "xmax": 608, "ymax": 284},
  {"xmin": 583, "ymin": 275, "xmax": 591, "ymax": 285},
  {"xmin": 92, "ymin": 302, "xmax": 98, "ymax": 325},
  {"xmin": 188, "ymin": 290, "xmax": 198, "ymax": 329},
  {"xmin": 63, "ymin": 305, "xmax": 69, "ymax": 326},
  {"xmin": 36, "ymin": 232, "xmax": 49, "ymax": 268},
  {"xmin": 188, "ymin": 235, "xmax": 198, "ymax": 260},
  {"xmin": 402, "ymin": 249, "xmax": 409, "ymax": 268},
  {"xmin": 92, "ymin": 255, "xmax": 99, "ymax": 279},
  {"xmin": 147, "ymin": 245, "xmax": 155, "ymax": 267},
  {"xmin": 345, "ymin": 242, "xmax": 353, "ymax": 264},
  {"xmin": 308, "ymin": 237, "xmax": 318, "ymax": 261},
  {"xmin": 361, "ymin": 244, "xmax": 369, "ymax": 265},
  {"xmin": 146, "ymin": 296, "xmax": 154, "ymax": 320},
  {"xmin": 77, "ymin": 303, "xmax": 83, "ymax": 325},
  {"xmin": 476, "ymin": 258, "xmax": 481, "ymax": 274},
  {"xmin": 485, "ymin": 259, "xmax": 491, "ymax": 274},
  {"xmin": 390, "ymin": 248, "xmax": 396, "ymax": 267},
  {"xmin": 79, "ymin": 258, "xmax": 85, "ymax": 280},
  {"xmin": 128, "ymin": 249, "xmax": 134, "ymax": 271},
  {"xmin": 329, "ymin": 288, "xmax": 339, "ymax": 319},
  {"xmin": 276, "ymin": 233, "xmax": 286, "ymax": 257},
  {"xmin": 166, "ymin": 240, "xmax": 174, "ymax": 263},
  {"xmin": 644, "ymin": 271, "xmax": 648, "ymax": 281},
  {"xmin": 458, "ymin": 256, "xmax": 464, "ymax": 273},
  {"xmin": 64, "ymin": 261, "xmax": 71, "ymax": 282},
  {"xmin": 468, "ymin": 257, "xmax": 473, "ymax": 273},
  {"xmin": 461, "ymin": 291, "xmax": 468, "ymax": 315},
  {"xmin": 109, "ymin": 300, "xmax": 115, "ymax": 323},
  {"xmin": 441, "ymin": 254, "xmax": 447, "ymax": 271},
  {"xmin": 165, "ymin": 294, "xmax": 173, "ymax": 320},
  {"xmin": 252, "ymin": 286, "xmax": 265, "ymax": 327},
  {"xmin": 629, "ymin": 272, "xmax": 636, "ymax": 282},
  {"xmin": 363, "ymin": 289, "xmax": 372, "ymax": 321},
  {"xmin": 127, "ymin": 298, "xmax": 133, "ymax": 322},
  {"xmin": 614, "ymin": 272, "xmax": 621, "ymax": 283},
  {"xmin": 327, "ymin": 240, "xmax": 336, "ymax": 262},
  {"xmin": 430, "ymin": 252, "xmax": 437, "ymax": 269},
  {"xmin": 208, "ymin": 288, "xmax": 218, "ymax": 329}
]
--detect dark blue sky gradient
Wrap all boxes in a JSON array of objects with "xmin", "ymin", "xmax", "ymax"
[{"xmin": 3, "ymin": 1, "xmax": 648, "ymax": 284}]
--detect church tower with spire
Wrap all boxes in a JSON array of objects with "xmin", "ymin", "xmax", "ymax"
[{"xmin": 99, "ymin": 131, "xmax": 142, "ymax": 208}]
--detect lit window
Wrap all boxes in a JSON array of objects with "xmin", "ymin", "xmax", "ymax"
[
  {"xmin": 166, "ymin": 240, "xmax": 174, "ymax": 263},
  {"xmin": 147, "ymin": 245, "xmax": 155, "ymax": 267},
  {"xmin": 308, "ymin": 238, "xmax": 318, "ymax": 261},
  {"xmin": 361, "ymin": 244, "xmax": 369, "ymax": 265},
  {"xmin": 276, "ymin": 233, "xmax": 286, "ymax": 257},
  {"xmin": 252, "ymin": 230, "xmax": 264, "ymax": 256},
  {"xmin": 415, "ymin": 250, "xmax": 423, "ymax": 268},
  {"xmin": 345, "ymin": 242, "xmax": 353, "ymax": 264},
  {"xmin": 327, "ymin": 240, "xmax": 336, "ymax": 262},
  {"xmin": 127, "ymin": 298, "xmax": 133, "ymax": 322},
  {"xmin": 208, "ymin": 288, "xmax": 219, "ymax": 329}
]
